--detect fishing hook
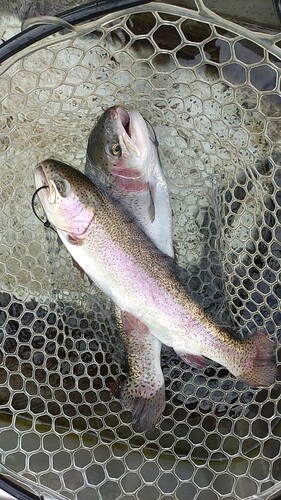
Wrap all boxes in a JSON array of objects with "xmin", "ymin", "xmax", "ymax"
[{"xmin": 31, "ymin": 185, "xmax": 56, "ymax": 232}]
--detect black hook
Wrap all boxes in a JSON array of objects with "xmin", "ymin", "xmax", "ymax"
[{"xmin": 31, "ymin": 185, "xmax": 56, "ymax": 232}]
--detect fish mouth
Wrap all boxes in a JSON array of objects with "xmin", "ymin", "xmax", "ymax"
[
  {"xmin": 115, "ymin": 106, "xmax": 131, "ymax": 136},
  {"xmin": 35, "ymin": 164, "xmax": 49, "ymax": 190},
  {"xmin": 34, "ymin": 163, "xmax": 56, "ymax": 205},
  {"xmin": 113, "ymin": 106, "xmax": 143, "ymax": 158},
  {"xmin": 33, "ymin": 164, "xmax": 53, "ymax": 226}
]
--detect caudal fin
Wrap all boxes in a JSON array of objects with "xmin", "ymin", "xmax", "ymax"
[
  {"xmin": 121, "ymin": 377, "xmax": 165, "ymax": 433},
  {"xmin": 240, "ymin": 333, "xmax": 277, "ymax": 388}
]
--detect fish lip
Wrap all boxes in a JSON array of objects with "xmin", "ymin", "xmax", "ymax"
[
  {"xmin": 34, "ymin": 162, "xmax": 57, "ymax": 205},
  {"xmin": 35, "ymin": 164, "xmax": 49, "ymax": 190},
  {"xmin": 113, "ymin": 106, "xmax": 142, "ymax": 158},
  {"xmin": 114, "ymin": 106, "xmax": 131, "ymax": 135}
]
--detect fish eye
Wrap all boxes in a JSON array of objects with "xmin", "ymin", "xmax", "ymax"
[
  {"xmin": 54, "ymin": 179, "xmax": 71, "ymax": 197},
  {"xmin": 110, "ymin": 143, "xmax": 121, "ymax": 156}
]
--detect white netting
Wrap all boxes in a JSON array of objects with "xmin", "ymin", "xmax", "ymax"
[{"xmin": 0, "ymin": 2, "xmax": 280, "ymax": 499}]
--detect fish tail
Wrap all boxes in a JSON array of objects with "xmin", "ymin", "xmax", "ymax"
[
  {"xmin": 115, "ymin": 309, "xmax": 165, "ymax": 432},
  {"xmin": 239, "ymin": 333, "xmax": 276, "ymax": 387},
  {"xmin": 121, "ymin": 376, "xmax": 165, "ymax": 433}
]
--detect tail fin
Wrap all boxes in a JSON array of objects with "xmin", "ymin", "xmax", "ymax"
[
  {"xmin": 121, "ymin": 377, "xmax": 165, "ymax": 433},
  {"xmin": 240, "ymin": 333, "xmax": 277, "ymax": 387},
  {"xmin": 115, "ymin": 310, "xmax": 165, "ymax": 432}
]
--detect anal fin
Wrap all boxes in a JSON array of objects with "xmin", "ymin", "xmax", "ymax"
[{"xmin": 175, "ymin": 350, "xmax": 209, "ymax": 369}]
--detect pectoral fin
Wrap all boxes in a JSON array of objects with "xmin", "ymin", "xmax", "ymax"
[
  {"xmin": 56, "ymin": 236, "xmax": 63, "ymax": 252},
  {"xmin": 71, "ymin": 257, "xmax": 92, "ymax": 285},
  {"xmin": 72, "ymin": 257, "xmax": 85, "ymax": 279},
  {"xmin": 148, "ymin": 183, "xmax": 156, "ymax": 223}
]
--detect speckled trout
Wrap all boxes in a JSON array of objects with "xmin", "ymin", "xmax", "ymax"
[
  {"xmin": 86, "ymin": 105, "xmax": 174, "ymax": 254},
  {"xmin": 85, "ymin": 106, "xmax": 174, "ymax": 431},
  {"xmin": 34, "ymin": 160, "xmax": 277, "ymax": 389}
]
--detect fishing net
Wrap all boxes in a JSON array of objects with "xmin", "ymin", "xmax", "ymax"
[{"xmin": 0, "ymin": 1, "xmax": 281, "ymax": 499}]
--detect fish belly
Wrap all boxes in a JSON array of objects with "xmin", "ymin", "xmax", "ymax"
[{"xmin": 57, "ymin": 226, "xmax": 191, "ymax": 350}]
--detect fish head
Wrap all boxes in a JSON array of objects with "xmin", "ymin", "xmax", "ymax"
[
  {"xmin": 34, "ymin": 159, "xmax": 95, "ymax": 240},
  {"xmin": 87, "ymin": 105, "xmax": 155, "ymax": 181}
]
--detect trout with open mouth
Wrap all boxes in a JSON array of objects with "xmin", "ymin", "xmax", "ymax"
[
  {"xmin": 85, "ymin": 106, "xmax": 174, "ymax": 431},
  {"xmin": 86, "ymin": 105, "xmax": 174, "ymax": 252},
  {"xmin": 34, "ymin": 159, "xmax": 277, "ymax": 396}
]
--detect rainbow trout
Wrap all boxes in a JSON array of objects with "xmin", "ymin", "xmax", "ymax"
[
  {"xmin": 86, "ymin": 105, "xmax": 174, "ymax": 254},
  {"xmin": 85, "ymin": 106, "xmax": 174, "ymax": 431},
  {"xmin": 34, "ymin": 160, "xmax": 277, "ymax": 390}
]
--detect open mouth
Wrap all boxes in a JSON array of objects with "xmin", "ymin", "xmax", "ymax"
[
  {"xmin": 113, "ymin": 105, "xmax": 142, "ymax": 159},
  {"xmin": 34, "ymin": 163, "xmax": 59, "ymax": 205},
  {"xmin": 35, "ymin": 164, "xmax": 49, "ymax": 190},
  {"xmin": 32, "ymin": 166, "xmax": 53, "ymax": 228},
  {"xmin": 115, "ymin": 106, "xmax": 131, "ymax": 137}
]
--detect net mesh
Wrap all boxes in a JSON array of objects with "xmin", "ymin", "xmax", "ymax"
[{"xmin": 0, "ymin": 2, "xmax": 281, "ymax": 499}]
